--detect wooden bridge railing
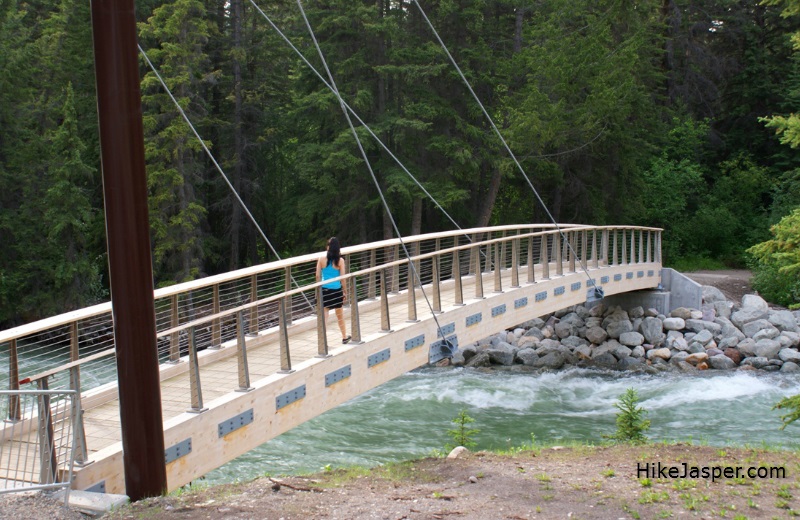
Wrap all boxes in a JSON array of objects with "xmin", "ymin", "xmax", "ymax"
[{"xmin": 0, "ymin": 224, "xmax": 661, "ymax": 430}]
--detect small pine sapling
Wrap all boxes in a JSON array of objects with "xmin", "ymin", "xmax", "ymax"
[
  {"xmin": 610, "ymin": 388, "xmax": 650, "ymax": 444},
  {"xmin": 446, "ymin": 409, "xmax": 480, "ymax": 451}
]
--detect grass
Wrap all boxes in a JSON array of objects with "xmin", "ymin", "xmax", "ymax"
[{"xmin": 667, "ymin": 255, "xmax": 728, "ymax": 272}]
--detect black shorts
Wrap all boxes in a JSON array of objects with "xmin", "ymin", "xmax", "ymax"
[{"xmin": 321, "ymin": 287, "xmax": 344, "ymax": 309}]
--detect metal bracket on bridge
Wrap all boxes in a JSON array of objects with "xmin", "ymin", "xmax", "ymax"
[
  {"xmin": 325, "ymin": 365, "xmax": 351, "ymax": 386},
  {"xmin": 429, "ymin": 335, "xmax": 458, "ymax": 364},
  {"xmin": 218, "ymin": 409, "xmax": 254, "ymax": 437},
  {"xmin": 368, "ymin": 348, "xmax": 391, "ymax": 368},
  {"xmin": 586, "ymin": 285, "xmax": 605, "ymax": 304},
  {"xmin": 165, "ymin": 438, "xmax": 192, "ymax": 464},
  {"xmin": 276, "ymin": 386, "xmax": 306, "ymax": 411}
]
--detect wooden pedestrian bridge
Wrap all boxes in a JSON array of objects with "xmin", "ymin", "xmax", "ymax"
[{"xmin": 0, "ymin": 224, "xmax": 662, "ymax": 495}]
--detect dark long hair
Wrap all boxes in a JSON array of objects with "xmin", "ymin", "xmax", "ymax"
[{"xmin": 326, "ymin": 237, "xmax": 341, "ymax": 267}]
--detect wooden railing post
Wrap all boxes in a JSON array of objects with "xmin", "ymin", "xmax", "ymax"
[
  {"xmin": 621, "ymin": 229, "xmax": 628, "ymax": 264},
  {"xmin": 407, "ymin": 267, "xmax": 419, "ymax": 323},
  {"xmin": 7, "ymin": 339, "xmax": 20, "ymax": 421},
  {"xmin": 380, "ymin": 269, "xmax": 392, "ymax": 332},
  {"xmin": 555, "ymin": 232, "xmax": 563, "ymax": 276},
  {"xmin": 568, "ymin": 232, "xmax": 576, "ymax": 273},
  {"xmin": 279, "ymin": 298, "xmax": 296, "ymax": 367},
  {"xmin": 468, "ymin": 234, "xmax": 478, "ymax": 274},
  {"xmin": 235, "ymin": 311, "xmax": 253, "ymax": 392},
  {"xmin": 187, "ymin": 327, "xmax": 206, "ymax": 413},
  {"xmin": 541, "ymin": 234, "xmax": 550, "ymax": 279},
  {"xmin": 36, "ymin": 378, "xmax": 57, "ymax": 485},
  {"xmin": 315, "ymin": 286, "xmax": 328, "ymax": 356},
  {"xmin": 493, "ymin": 241, "xmax": 503, "ymax": 293},
  {"xmin": 527, "ymin": 235, "xmax": 535, "ymax": 283},
  {"xmin": 647, "ymin": 231, "xmax": 653, "ymax": 263},
  {"xmin": 630, "ymin": 229, "xmax": 636, "ymax": 265},
  {"xmin": 211, "ymin": 284, "xmax": 221, "ymax": 347},
  {"xmin": 349, "ymin": 275, "xmax": 362, "ymax": 343},
  {"xmin": 453, "ymin": 250, "xmax": 464, "ymax": 306},
  {"xmin": 581, "ymin": 230, "xmax": 588, "ymax": 268},
  {"xmin": 69, "ymin": 322, "xmax": 88, "ymax": 465},
  {"xmin": 592, "ymin": 230, "xmax": 599, "ymax": 269},
  {"xmin": 473, "ymin": 244, "xmax": 484, "ymax": 299},
  {"xmin": 432, "ymin": 252, "xmax": 442, "ymax": 313},
  {"xmin": 169, "ymin": 295, "xmax": 180, "ymax": 363},
  {"xmin": 511, "ymin": 238, "xmax": 520, "ymax": 288},
  {"xmin": 612, "ymin": 229, "xmax": 619, "ymax": 265},
  {"xmin": 601, "ymin": 229, "xmax": 609, "ymax": 266}
]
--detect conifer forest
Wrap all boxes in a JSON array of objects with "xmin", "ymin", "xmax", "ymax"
[{"xmin": 2, "ymin": 0, "xmax": 800, "ymax": 326}]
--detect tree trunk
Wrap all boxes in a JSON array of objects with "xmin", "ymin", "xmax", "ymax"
[
  {"xmin": 229, "ymin": 0, "xmax": 244, "ymax": 270},
  {"xmin": 411, "ymin": 197, "xmax": 422, "ymax": 237},
  {"xmin": 475, "ymin": 165, "xmax": 502, "ymax": 228}
]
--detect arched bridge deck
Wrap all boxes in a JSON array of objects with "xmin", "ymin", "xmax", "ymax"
[{"xmin": 0, "ymin": 224, "xmax": 662, "ymax": 494}]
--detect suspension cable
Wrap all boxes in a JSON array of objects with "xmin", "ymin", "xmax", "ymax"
[
  {"xmin": 295, "ymin": 0, "xmax": 452, "ymax": 343},
  {"xmin": 138, "ymin": 44, "xmax": 316, "ymax": 310},
  {"xmin": 247, "ymin": 0, "xmax": 477, "ymax": 247},
  {"xmin": 410, "ymin": 0, "xmax": 602, "ymax": 298}
]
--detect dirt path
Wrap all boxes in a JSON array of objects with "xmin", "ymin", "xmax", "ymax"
[
  {"xmin": 683, "ymin": 269, "xmax": 754, "ymax": 305},
  {"xmin": 104, "ymin": 444, "xmax": 800, "ymax": 520}
]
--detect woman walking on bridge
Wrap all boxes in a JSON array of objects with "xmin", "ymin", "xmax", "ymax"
[{"xmin": 316, "ymin": 237, "xmax": 351, "ymax": 344}]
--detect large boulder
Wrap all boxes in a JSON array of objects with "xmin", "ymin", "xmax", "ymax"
[
  {"xmin": 663, "ymin": 317, "xmax": 686, "ymax": 331},
  {"xmin": 515, "ymin": 348, "xmax": 538, "ymax": 366},
  {"xmin": 731, "ymin": 295, "xmax": 770, "ymax": 329},
  {"xmin": 702, "ymin": 286, "xmax": 727, "ymax": 304},
  {"xmin": 770, "ymin": 310, "xmax": 799, "ymax": 333},
  {"xmin": 647, "ymin": 348, "xmax": 671, "ymax": 361},
  {"xmin": 585, "ymin": 326, "xmax": 608, "ymax": 345},
  {"xmin": 741, "ymin": 356, "xmax": 770, "ymax": 369},
  {"xmin": 723, "ymin": 348, "xmax": 743, "ymax": 365},
  {"xmin": 779, "ymin": 349, "xmax": 800, "ymax": 363},
  {"xmin": 640, "ymin": 317, "xmax": 665, "ymax": 346},
  {"xmin": 709, "ymin": 354, "xmax": 736, "ymax": 370},
  {"xmin": 534, "ymin": 351, "xmax": 566, "ymax": 369},
  {"xmin": 487, "ymin": 342, "xmax": 517, "ymax": 366},
  {"xmin": 754, "ymin": 339, "xmax": 782, "ymax": 360},
  {"xmin": 618, "ymin": 357, "xmax": 643, "ymax": 370},
  {"xmin": 561, "ymin": 335, "xmax": 589, "ymax": 349},
  {"xmin": 606, "ymin": 319, "xmax": 633, "ymax": 339},
  {"xmin": 592, "ymin": 352, "xmax": 618, "ymax": 368},
  {"xmin": 713, "ymin": 300, "xmax": 733, "ymax": 319},
  {"xmin": 742, "ymin": 319, "xmax": 777, "ymax": 339},
  {"xmin": 715, "ymin": 317, "xmax": 746, "ymax": 342},
  {"xmin": 666, "ymin": 331, "xmax": 689, "ymax": 351},
  {"xmin": 685, "ymin": 319, "xmax": 722, "ymax": 335},
  {"xmin": 619, "ymin": 331, "xmax": 645, "ymax": 347},
  {"xmin": 554, "ymin": 313, "xmax": 584, "ymax": 339},
  {"xmin": 782, "ymin": 362, "xmax": 800, "ymax": 373},
  {"xmin": 466, "ymin": 351, "xmax": 492, "ymax": 368},
  {"xmin": 736, "ymin": 338, "xmax": 758, "ymax": 357}
]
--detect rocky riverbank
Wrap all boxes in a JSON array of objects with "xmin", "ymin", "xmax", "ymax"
[{"xmin": 451, "ymin": 286, "xmax": 800, "ymax": 373}]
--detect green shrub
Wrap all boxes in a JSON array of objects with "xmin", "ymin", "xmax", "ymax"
[
  {"xmin": 609, "ymin": 388, "xmax": 650, "ymax": 444},
  {"xmin": 445, "ymin": 409, "xmax": 480, "ymax": 451},
  {"xmin": 747, "ymin": 207, "xmax": 800, "ymax": 309}
]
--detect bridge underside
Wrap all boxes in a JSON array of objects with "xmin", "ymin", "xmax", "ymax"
[{"xmin": 71, "ymin": 261, "xmax": 660, "ymax": 494}]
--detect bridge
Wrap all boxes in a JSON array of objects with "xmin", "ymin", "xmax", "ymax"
[{"xmin": 0, "ymin": 224, "xmax": 662, "ymax": 495}]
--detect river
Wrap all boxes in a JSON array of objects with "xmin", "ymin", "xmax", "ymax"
[{"xmin": 204, "ymin": 367, "xmax": 800, "ymax": 485}]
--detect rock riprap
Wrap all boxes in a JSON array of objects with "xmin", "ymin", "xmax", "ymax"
[{"xmin": 449, "ymin": 290, "xmax": 800, "ymax": 373}]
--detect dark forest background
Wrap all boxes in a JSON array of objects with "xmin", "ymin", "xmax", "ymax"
[{"xmin": 2, "ymin": 0, "xmax": 800, "ymax": 326}]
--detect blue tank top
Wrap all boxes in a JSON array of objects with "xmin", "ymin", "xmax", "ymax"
[{"xmin": 321, "ymin": 262, "xmax": 341, "ymax": 289}]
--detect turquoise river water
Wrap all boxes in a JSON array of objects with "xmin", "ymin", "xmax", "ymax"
[{"xmin": 204, "ymin": 367, "xmax": 800, "ymax": 486}]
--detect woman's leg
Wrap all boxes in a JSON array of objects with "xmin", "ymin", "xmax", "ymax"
[{"xmin": 334, "ymin": 307, "xmax": 347, "ymax": 338}]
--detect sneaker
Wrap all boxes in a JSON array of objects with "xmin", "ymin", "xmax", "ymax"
[{"xmin": 342, "ymin": 336, "xmax": 351, "ymax": 344}]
